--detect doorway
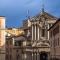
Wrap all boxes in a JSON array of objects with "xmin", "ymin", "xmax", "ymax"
[{"xmin": 40, "ymin": 52, "xmax": 48, "ymax": 60}]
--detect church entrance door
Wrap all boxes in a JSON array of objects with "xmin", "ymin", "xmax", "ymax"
[{"xmin": 40, "ymin": 52, "xmax": 48, "ymax": 60}]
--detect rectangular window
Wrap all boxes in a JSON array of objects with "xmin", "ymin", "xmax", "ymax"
[
  {"xmin": 6, "ymin": 54, "xmax": 9, "ymax": 60},
  {"xmin": 58, "ymin": 38, "xmax": 59, "ymax": 46},
  {"xmin": 16, "ymin": 55, "xmax": 19, "ymax": 60},
  {"xmin": 10, "ymin": 40, "xmax": 12, "ymax": 45},
  {"xmin": 10, "ymin": 55, "xmax": 12, "ymax": 60},
  {"xmin": 51, "ymin": 41, "xmax": 52, "ymax": 47},
  {"xmin": 49, "ymin": 24, "xmax": 53, "ymax": 28},
  {"xmin": 42, "ymin": 29, "xmax": 45, "ymax": 37},
  {"xmin": 50, "ymin": 31, "xmax": 52, "ymax": 38},
  {"xmin": 53, "ymin": 25, "xmax": 59, "ymax": 36},
  {"xmin": 15, "ymin": 41, "xmax": 22, "ymax": 46},
  {"xmin": 6, "ymin": 40, "xmax": 9, "ymax": 46}
]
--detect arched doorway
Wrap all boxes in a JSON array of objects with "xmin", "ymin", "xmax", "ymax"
[{"xmin": 40, "ymin": 52, "xmax": 48, "ymax": 60}]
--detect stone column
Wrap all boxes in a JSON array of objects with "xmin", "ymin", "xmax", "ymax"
[
  {"xmin": 37, "ymin": 53, "xmax": 40, "ymax": 60},
  {"xmin": 32, "ymin": 25, "xmax": 33, "ymax": 40},
  {"xmin": 35, "ymin": 24, "xmax": 36, "ymax": 40},
  {"xmin": 34, "ymin": 53, "xmax": 37, "ymax": 60},
  {"xmin": 38, "ymin": 26, "xmax": 39, "ymax": 40},
  {"xmin": 40, "ymin": 28, "xmax": 41, "ymax": 38},
  {"xmin": 35, "ymin": 52, "xmax": 37, "ymax": 60},
  {"xmin": 48, "ymin": 24, "xmax": 49, "ymax": 40},
  {"xmin": 48, "ymin": 52, "xmax": 50, "ymax": 60},
  {"xmin": 32, "ymin": 53, "xmax": 33, "ymax": 60}
]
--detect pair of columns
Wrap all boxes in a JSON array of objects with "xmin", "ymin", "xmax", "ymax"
[
  {"xmin": 32, "ymin": 24, "xmax": 40, "ymax": 41},
  {"xmin": 32, "ymin": 52, "xmax": 40, "ymax": 60}
]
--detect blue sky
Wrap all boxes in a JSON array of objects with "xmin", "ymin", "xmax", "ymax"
[{"xmin": 0, "ymin": 0, "xmax": 60, "ymax": 27}]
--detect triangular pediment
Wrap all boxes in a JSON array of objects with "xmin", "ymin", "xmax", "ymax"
[
  {"xmin": 30, "ymin": 11, "xmax": 58, "ymax": 21},
  {"xmin": 38, "ymin": 12, "xmax": 57, "ymax": 19}
]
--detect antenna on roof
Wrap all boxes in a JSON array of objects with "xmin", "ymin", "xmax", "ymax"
[
  {"xmin": 42, "ymin": 0, "xmax": 45, "ymax": 13},
  {"xmin": 28, "ymin": 10, "xmax": 30, "ymax": 19},
  {"xmin": 26, "ymin": 10, "xmax": 30, "ymax": 19}
]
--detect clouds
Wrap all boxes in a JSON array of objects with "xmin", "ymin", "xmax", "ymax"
[
  {"xmin": 0, "ymin": 0, "xmax": 60, "ymax": 27},
  {"xmin": 44, "ymin": 0, "xmax": 60, "ymax": 17}
]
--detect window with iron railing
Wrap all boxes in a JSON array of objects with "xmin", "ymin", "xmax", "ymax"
[
  {"xmin": 53, "ymin": 25, "xmax": 59, "ymax": 36},
  {"xmin": 15, "ymin": 41, "xmax": 22, "ymax": 46}
]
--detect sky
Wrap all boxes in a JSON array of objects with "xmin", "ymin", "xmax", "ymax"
[{"xmin": 0, "ymin": 0, "xmax": 60, "ymax": 27}]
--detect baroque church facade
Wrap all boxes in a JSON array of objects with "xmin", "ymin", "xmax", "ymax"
[
  {"xmin": 23, "ymin": 10, "xmax": 57, "ymax": 60},
  {"xmin": 5, "ymin": 10, "xmax": 58, "ymax": 60}
]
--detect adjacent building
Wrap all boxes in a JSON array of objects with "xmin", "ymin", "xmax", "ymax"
[
  {"xmin": 0, "ymin": 16, "xmax": 6, "ymax": 60},
  {"xmin": 5, "ymin": 28, "xmax": 25, "ymax": 60},
  {"xmin": 6, "ymin": 28, "xmax": 24, "ymax": 36},
  {"xmin": 48, "ymin": 19, "xmax": 60, "ymax": 60}
]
